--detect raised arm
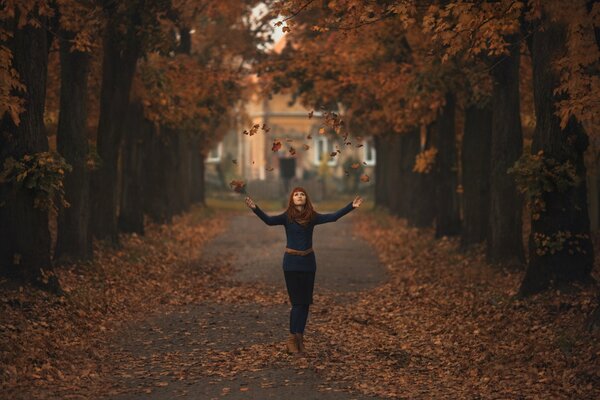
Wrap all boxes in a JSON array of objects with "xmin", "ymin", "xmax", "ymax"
[
  {"xmin": 246, "ymin": 197, "xmax": 286, "ymax": 226},
  {"xmin": 252, "ymin": 205, "xmax": 286, "ymax": 226},
  {"xmin": 314, "ymin": 201, "xmax": 355, "ymax": 225}
]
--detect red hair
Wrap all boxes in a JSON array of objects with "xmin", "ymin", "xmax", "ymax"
[{"xmin": 286, "ymin": 187, "xmax": 316, "ymax": 227}]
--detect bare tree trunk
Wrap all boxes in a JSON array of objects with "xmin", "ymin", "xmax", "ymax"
[
  {"xmin": 461, "ymin": 104, "xmax": 492, "ymax": 248},
  {"xmin": 407, "ymin": 125, "xmax": 436, "ymax": 228},
  {"xmin": 373, "ymin": 134, "xmax": 388, "ymax": 209},
  {"xmin": 55, "ymin": 30, "xmax": 92, "ymax": 262},
  {"xmin": 190, "ymin": 137, "xmax": 205, "ymax": 205},
  {"xmin": 387, "ymin": 134, "xmax": 403, "ymax": 217},
  {"xmin": 118, "ymin": 102, "xmax": 145, "ymax": 234},
  {"xmin": 433, "ymin": 92, "xmax": 461, "ymax": 237},
  {"xmin": 487, "ymin": 34, "xmax": 525, "ymax": 266},
  {"xmin": 90, "ymin": 13, "xmax": 141, "ymax": 243}
]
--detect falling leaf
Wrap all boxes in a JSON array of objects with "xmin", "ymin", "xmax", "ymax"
[
  {"xmin": 329, "ymin": 151, "xmax": 337, "ymax": 157},
  {"xmin": 289, "ymin": 147, "xmax": 296, "ymax": 155},
  {"xmin": 355, "ymin": 144, "xmax": 364, "ymax": 148},
  {"xmin": 308, "ymin": 110, "xmax": 314, "ymax": 119},
  {"xmin": 351, "ymin": 163, "xmax": 360, "ymax": 169},
  {"xmin": 272, "ymin": 141, "xmax": 282, "ymax": 152},
  {"xmin": 307, "ymin": 134, "xmax": 312, "ymax": 139},
  {"xmin": 229, "ymin": 180, "xmax": 246, "ymax": 193},
  {"xmin": 302, "ymin": 144, "xmax": 310, "ymax": 150},
  {"xmin": 360, "ymin": 174, "xmax": 370, "ymax": 182},
  {"xmin": 319, "ymin": 127, "xmax": 325, "ymax": 135},
  {"xmin": 232, "ymin": 159, "xmax": 237, "ymax": 164},
  {"xmin": 282, "ymin": 26, "xmax": 291, "ymax": 33},
  {"xmin": 266, "ymin": 166, "xmax": 274, "ymax": 171}
]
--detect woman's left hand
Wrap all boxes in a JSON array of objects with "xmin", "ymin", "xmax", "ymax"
[{"xmin": 352, "ymin": 195, "xmax": 363, "ymax": 208}]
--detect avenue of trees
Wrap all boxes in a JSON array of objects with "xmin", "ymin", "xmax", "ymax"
[
  {"xmin": 259, "ymin": 0, "xmax": 599, "ymax": 301},
  {"xmin": 0, "ymin": 0, "xmax": 272, "ymax": 289},
  {"xmin": 1, "ymin": 0, "xmax": 599, "ymax": 322}
]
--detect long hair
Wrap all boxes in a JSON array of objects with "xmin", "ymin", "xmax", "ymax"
[{"xmin": 286, "ymin": 186, "xmax": 316, "ymax": 227}]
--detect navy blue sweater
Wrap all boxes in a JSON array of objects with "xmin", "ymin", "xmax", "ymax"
[{"xmin": 251, "ymin": 202, "xmax": 356, "ymax": 272}]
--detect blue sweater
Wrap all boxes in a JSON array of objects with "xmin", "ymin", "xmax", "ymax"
[{"xmin": 251, "ymin": 201, "xmax": 356, "ymax": 272}]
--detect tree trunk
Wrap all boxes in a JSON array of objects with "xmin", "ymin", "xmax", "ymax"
[
  {"xmin": 519, "ymin": 17, "xmax": 594, "ymax": 296},
  {"xmin": 55, "ymin": 31, "xmax": 92, "ymax": 262},
  {"xmin": 0, "ymin": 12, "xmax": 55, "ymax": 288},
  {"xmin": 487, "ymin": 34, "xmax": 525, "ymax": 266},
  {"xmin": 397, "ymin": 130, "xmax": 420, "ymax": 218},
  {"xmin": 170, "ymin": 132, "xmax": 192, "ymax": 215},
  {"xmin": 433, "ymin": 92, "xmax": 461, "ymax": 237},
  {"xmin": 387, "ymin": 134, "xmax": 403, "ymax": 217},
  {"xmin": 118, "ymin": 102, "xmax": 145, "ymax": 234},
  {"xmin": 461, "ymin": 104, "xmax": 492, "ymax": 248},
  {"xmin": 90, "ymin": 15, "xmax": 141, "ymax": 243},
  {"xmin": 407, "ymin": 125, "xmax": 436, "ymax": 228},
  {"xmin": 373, "ymin": 134, "xmax": 388, "ymax": 209},
  {"xmin": 143, "ymin": 127, "xmax": 173, "ymax": 224},
  {"xmin": 190, "ymin": 137, "xmax": 205, "ymax": 205}
]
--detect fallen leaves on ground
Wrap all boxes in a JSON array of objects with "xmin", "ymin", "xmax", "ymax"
[
  {"xmin": 0, "ymin": 206, "xmax": 232, "ymax": 399},
  {"xmin": 2, "ymin": 208, "xmax": 600, "ymax": 399}
]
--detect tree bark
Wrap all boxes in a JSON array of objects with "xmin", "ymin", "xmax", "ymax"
[
  {"xmin": 487, "ymin": 34, "xmax": 525, "ymax": 266},
  {"xmin": 55, "ymin": 31, "xmax": 92, "ymax": 262},
  {"xmin": 373, "ymin": 134, "xmax": 388, "ymax": 209},
  {"xmin": 433, "ymin": 92, "xmax": 461, "ymax": 237},
  {"xmin": 0, "ymin": 12, "xmax": 54, "ymax": 287},
  {"xmin": 461, "ymin": 104, "xmax": 492, "ymax": 248},
  {"xmin": 407, "ymin": 125, "xmax": 436, "ymax": 228},
  {"xmin": 190, "ymin": 137, "xmax": 205, "ymax": 205},
  {"xmin": 142, "ymin": 127, "xmax": 173, "ymax": 224},
  {"xmin": 387, "ymin": 134, "xmax": 403, "ymax": 217},
  {"xmin": 397, "ymin": 130, "xmax": 420, "ymax": 218},
  {"xmin": 90, "ymin": 14, "xmax": 141, "ymax": 243},
  {"xmin": 118, "ymin": 102, "xmax": 145, "ymax": 234},
  {"xmin": 519, "ymin": 16, "xmax": 594, "ymax": 296}
]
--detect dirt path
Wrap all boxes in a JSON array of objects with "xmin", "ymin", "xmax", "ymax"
[{"xmin": 104, "ymin": 208, "xmax": 389, "ymax": 399}]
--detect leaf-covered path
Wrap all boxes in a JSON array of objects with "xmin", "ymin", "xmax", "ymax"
[
  {"xmin": 3, "ymin": 205, "xmax": 598, "ymax": 399},
  {"xmin": 104, "ymin": 208, "xmax": 389, "ymax": 399}
]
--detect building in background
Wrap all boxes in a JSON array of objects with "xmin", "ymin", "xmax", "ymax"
[{"xmin": 205, "ymin": 39, "xmax": 376, "ymax": 201}]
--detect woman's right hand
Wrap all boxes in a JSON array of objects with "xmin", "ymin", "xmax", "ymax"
[{"xmin": 245, "ymin": 196, "xmax": 256, "ymax": 209}]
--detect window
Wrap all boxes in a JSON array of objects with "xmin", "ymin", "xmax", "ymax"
[
  {"xmin": 362, "ymin": 138, "xmax": 376, "ymax": 166},
  {"xmin": 206, "ymin": 142, "xmax": 222, "ymax": 163},
  {"xmin": 313, "ymin": 136, "xmax": 337, "ymax": 166}
]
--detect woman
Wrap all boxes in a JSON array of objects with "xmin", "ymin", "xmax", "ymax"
[{"xmin": 245, "ymin": 187, "xmax": 363, "ymax": 355}]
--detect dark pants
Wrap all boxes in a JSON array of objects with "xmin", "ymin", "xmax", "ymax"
[
  {"xmin": 290, "ymin": 304, "xmax": 309, "ymax": 334},
  {"xmin": 284, "ymin": 271, "xmax": 315, "ymax": 334}
]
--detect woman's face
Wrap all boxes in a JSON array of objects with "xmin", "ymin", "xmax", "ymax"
[{"xmin": 292, "ymin": 191, "xmax": 306, "ymax": 206}]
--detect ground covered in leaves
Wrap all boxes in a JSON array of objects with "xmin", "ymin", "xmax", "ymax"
[{"xmin": 1, "ymin": 205, "xmax": 600, "ymax": 399}]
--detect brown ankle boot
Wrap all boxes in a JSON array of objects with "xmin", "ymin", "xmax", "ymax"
[
  {"xmin": 295, "ymin": 333, "xmax": 305, "ymax": 353},
  {"xmin": 286, "ymin": 333, "xmax": 299, "ymax": 354}
]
